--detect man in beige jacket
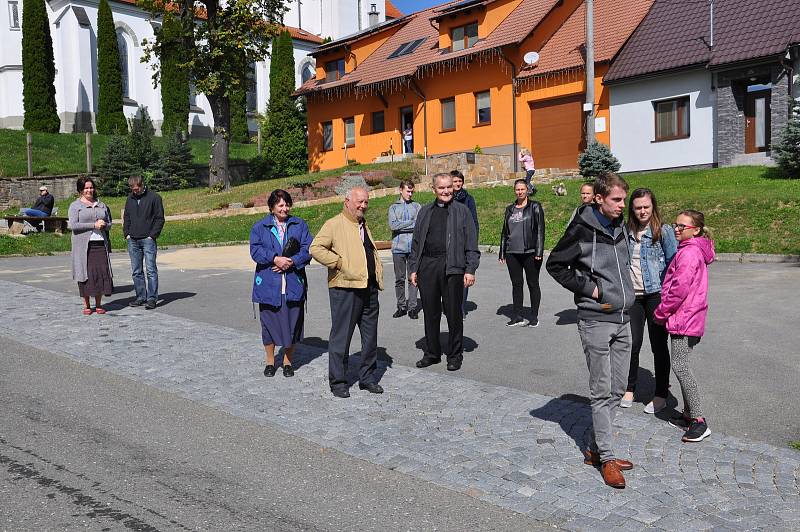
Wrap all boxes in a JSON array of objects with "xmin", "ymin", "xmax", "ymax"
[{"xmin": 310, "ymin": 187, "xmax": 384, "ymax": 398}]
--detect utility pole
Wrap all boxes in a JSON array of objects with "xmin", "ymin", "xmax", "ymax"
[{"xmin": 585, "ymin": 0, "xmax": 595, "ymax": 143}]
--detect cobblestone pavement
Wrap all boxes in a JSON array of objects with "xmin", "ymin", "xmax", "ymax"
[{"xmin": 2, "ymin": 279, "xmax": 798, "ymax": 531}]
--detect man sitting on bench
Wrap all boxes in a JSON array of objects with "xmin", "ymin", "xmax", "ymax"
[{"xmin": 21, "ymin": 186, "xmax": 55, "ymax": 217}]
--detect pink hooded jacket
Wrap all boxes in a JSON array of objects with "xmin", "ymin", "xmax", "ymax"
[{"xmin": 654, "ymin": 237, "xmax": 715, "ymax": 337}]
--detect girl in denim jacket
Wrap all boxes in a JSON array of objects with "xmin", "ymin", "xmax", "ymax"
[{"xmin": 621, "ymin": 189, "xmax": 678, "ymax": 414}]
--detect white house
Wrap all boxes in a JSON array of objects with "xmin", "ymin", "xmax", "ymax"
[{"xmin": 0, "ymin": 0, "xmax": 400, "ymax": 135}]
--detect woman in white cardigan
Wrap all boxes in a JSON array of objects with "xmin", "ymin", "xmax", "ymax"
[{"xmin": 69, "ymin": 177, "xmax": 113, "ymax": 315}]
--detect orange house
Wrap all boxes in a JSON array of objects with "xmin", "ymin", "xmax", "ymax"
[{"xmin": 296, "ymin": 0, "xmax": 653, "ymax": 172}]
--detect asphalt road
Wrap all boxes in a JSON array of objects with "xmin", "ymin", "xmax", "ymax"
[
  {"xmin": 0, "ymin": 337, "xmax": 550, "ymax": 531},
  {"xmin": 1, "ymin": 246, "xmax": 798, "ymax": 449}
]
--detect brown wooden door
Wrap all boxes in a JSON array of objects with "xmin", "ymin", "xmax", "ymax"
[
  {"xmin": 745, "ymin": 90, "xmax": 771, "ymax": 153},
  {"xmin": 530, "ymin": 95, "xmax": 585, "ymax": 169}
]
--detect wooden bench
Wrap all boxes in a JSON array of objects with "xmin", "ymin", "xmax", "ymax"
[{"xmin": 3, "ymin": 216, "xmax": 69, "ymax": 235}]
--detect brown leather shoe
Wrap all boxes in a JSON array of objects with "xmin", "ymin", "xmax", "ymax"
[
  {"xmin": 601, "ymin": 461, "xmax": 626, "ymax": 489},
  {"xmin": 583, "ymin": 450, "xmax": 634, "ymax": 471}
]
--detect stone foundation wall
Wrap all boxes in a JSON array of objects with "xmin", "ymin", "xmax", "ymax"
[
  {"xmin": 0, "ymin": 175, "xmax": 81, "ymax": 211},
  {"xmin": 421, "ymin": 152, "xmax": 514, "ymax": 186}
]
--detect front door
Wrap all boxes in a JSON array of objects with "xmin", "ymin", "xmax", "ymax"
[
  {"xmin": 400, "ymin": 106, "xmax": 413, "ymax": 154},
  {"xmin": 745, "ymin": 89, "xmax": 771, "ymax": 153}
]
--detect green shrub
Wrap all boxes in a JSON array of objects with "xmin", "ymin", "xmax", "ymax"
[
  {"xmin": 578, "ymin": 141, "xmax": 621, "ymax": 178},
  {"xmin": 21, "ymin": 0, "xmax": 60, "ymax": 132},
  {"xmin": 773, "ymin": 103, "xmax": 800, "ymax": 178},
  {"xmin": 152, "ymin": 130, "xmax": 195, "ymax": 190},
  {"xmin": 96, "ymin": 135, "xmax": 136, "ymax": 195},
  {"xmin": 127, "ymin": 107, "xmax": 157, "ymax": 170},
  {"xmin": 96, "ymin": 0, "xmax": 127, "ymax": 134}
]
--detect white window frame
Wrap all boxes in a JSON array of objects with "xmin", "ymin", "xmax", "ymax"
[{"xmin": 8, "ymin": 0, "xmax": 20, "ymax": 30}]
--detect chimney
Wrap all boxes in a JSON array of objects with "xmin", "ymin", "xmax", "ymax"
[{"xmin": 368, "ymin": 3, "xmax": 379, "ymax": 27}]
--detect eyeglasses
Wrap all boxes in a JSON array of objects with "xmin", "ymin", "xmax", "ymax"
[{"xmin": 672, "ymin": 223, "xmax": 698, "ymax": 231}]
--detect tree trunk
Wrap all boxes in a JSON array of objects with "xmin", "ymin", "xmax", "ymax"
[{"xmin": 208, "ymin": 93, "xmax": 231, "ymax": 190}]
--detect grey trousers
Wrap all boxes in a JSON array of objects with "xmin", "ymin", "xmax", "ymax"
[
  {"xmin": 392, "ymin": 253, "xmax": 418, "ymax": 311},
  {"xmin": 577, "ymin": 319, "xmax": 632, "ymax": 462},
  {"xmin": 327, "ymin": 286, "xmax": 380, "ymax": 391}
]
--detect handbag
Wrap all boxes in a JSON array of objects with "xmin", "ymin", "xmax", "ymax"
[{"xmin": 281, "ymin": 236, "xmax": 300, "ymax": 257}]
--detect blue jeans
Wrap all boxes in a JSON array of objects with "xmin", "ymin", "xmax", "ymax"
[
  {"xmin": 22, "ymin": 208, "xmax": 49, "ymax": 217},
  {"xmin": 127, "ymin": 237, "xmax": 158, "ymax": 302}
]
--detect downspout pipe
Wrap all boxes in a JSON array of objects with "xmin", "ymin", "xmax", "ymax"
[
  {"xmin": 409, "ymin": 78, "xmax": 429, "ymax": 175},
  {"xmin": 500, "ymin": 50, "xmax": 519, "ymax": 172}
]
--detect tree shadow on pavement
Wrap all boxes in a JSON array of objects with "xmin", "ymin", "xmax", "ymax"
[
  {"xmin": 554, "ymin": 309, "xmax": 577, "ymax": 325},
  {"xmin": 529, "ymin": 394, "xmax": 593, "ymax": 455}
]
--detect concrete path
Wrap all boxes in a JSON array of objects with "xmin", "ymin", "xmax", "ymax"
[{"xmin": 1, "ymin": 278, "xmax": 798, "ymax": 531}]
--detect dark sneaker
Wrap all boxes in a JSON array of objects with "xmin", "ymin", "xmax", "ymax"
[
  {"xmin": 130, "ymin": 299, "xmax": 146, "ymax": 307},
  {"xmin": 145, "ymin": 300, "xmax": 157, "ymax": 310},
  {"xmin": 506, "ymin": 317, "xmax": 529, "ymax": 327},
  {"xmin": 682, "ymin": 420, "xmax": 711, "ymax": 442},
  {"xmin": 528, "ymin": 319, "xmax": 540, "ymax": 328},
  {"xmin": 668, "ymin": 414, "xmax": 692, "ymax": 431},
  {"xmin": 408, "ymin": 309, "xmax": 419, "ymax": 319},
  {"xmin": 392, "ymin": 308, "xmax": 407, "ymax": 318}
]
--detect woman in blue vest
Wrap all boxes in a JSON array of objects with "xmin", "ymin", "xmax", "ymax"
[{"xmin": 250, "ymin": 189, "xmax": 313, "ymax": 377}]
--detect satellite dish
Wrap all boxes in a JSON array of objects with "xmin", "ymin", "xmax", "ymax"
[{"xmin": 523, "ymin": 51, "xmax": 540, "ymax": 65}]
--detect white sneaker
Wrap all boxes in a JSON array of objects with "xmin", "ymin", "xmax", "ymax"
[
  {"xmin": 620, "ymin": 397, "xmax": 633, "ymax": 408},
  {"xmin": 643, "ymin": 398, "xmax": 667, "ymax": 414}
]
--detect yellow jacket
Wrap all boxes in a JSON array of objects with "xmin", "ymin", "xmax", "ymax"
[{"xmin": 310, "ymin": 210, "xmax": 384, "ymax": 290}]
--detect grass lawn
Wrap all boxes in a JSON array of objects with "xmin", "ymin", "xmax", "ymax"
[
  {"xmin": 2, "ymin": 165, "xmax": 799, "ymax": 256},
  {"xmin": 0, "ymin": 129, "xmax": 258, "ymax": 177},
  {"xmin": 791, "ymin": 441, "xmax": 800, "ymax": 451}
]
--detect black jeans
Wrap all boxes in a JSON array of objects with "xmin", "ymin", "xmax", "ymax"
[
  {"xmin": 417, "ymin": 255, "xmax": 464, "ymax": 361},
  {"xmin": 327, "ymin": 285, "xmax": 380, "ymax": 392},
  {"xmin": 627, "ymin": 292, "xmax": 670, "ymax": 397},
  {"xmin": 505, "ymin": 253, "xmax": 542, "ymax": 321}
]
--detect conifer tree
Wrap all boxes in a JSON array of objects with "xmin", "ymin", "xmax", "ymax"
[
  {"xmin": 773, "ymin": 103, "xmax": 800, "ymax": 178},
  {"xmin": 159, "ymin": 13, "xmax": 189, "ymax": 135},
  {"xmin": 21, "ymin": 0, "xmax": 60, "ymax": 132},
  {"xmin": 96, "ymin": 0, "xmax": 127, "ymax": 134},
  {"xmin": 260, "ymin": 31, "xmax": 306, "ymax": 177},
  {"xmin": 153, "ymin": 130, "xmax": 195, "ymax": 190},
  {"xmin": 229, "ymin": 86, "xmax": 250, "ymax": 144}
]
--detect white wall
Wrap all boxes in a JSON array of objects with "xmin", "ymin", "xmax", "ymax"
[{"xmin": 610, "ymin": 69, "xmax": 715, "ymax": 172}]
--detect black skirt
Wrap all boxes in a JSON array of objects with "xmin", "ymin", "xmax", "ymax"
[{"xmin": 78, "ymin": 241, "xmax": 113, "ymax": 297}]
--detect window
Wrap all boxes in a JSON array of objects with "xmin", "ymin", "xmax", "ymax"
[
  {"xmin": 387, "ymin": 38, "xmax": 426, "ymax": 59},
  {"xmin": 344, "ymin": 117, "xmax": 355, "ymax": 146},
  {"xmin": 8, "ymin": 1, "xmax": 19, "ymax": 29},
  {"xmin": 300, "ymin": 62, "xmax": 315, "ymax": 84},
  {"xmin": 475, "ymin": 90, "xmax": 490, "ymax": 125},
  {"xmin": 325, "ymin": 59, "xmax": 346, "ymax": 82},
  {"xmin": 441, "ymin": 97, "xmax": 455, "ymax": 131},
  {"xmin": 245, "ymin": 63, "xmax": 257, "ymax": 113},
  {"xmin": 322, "ymin": 121, "xmax": 333, "ymax": 151},
  {"xmin": 451, "ymin": 22, "xmax": 478, "ymax": 52},
  {"xmin": 117, "ymin": 31, "xmax": 129, "ymax": 98},
  {"xmin": 654, "ymin": 96, "xmax": 689, "ymax": 141},
  {"xmin": 371, "ymin": 111, "xmax": 385, "ymax": 133},
  {"xmin": 189, "ymin": 83, "xmax": 197, "ymax": 107}
]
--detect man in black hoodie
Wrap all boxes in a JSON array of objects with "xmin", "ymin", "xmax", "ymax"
[
  {"xmin": 22, "ymin": 186, "xmax": 55, "ymax": 217},
  {"xmin": 546, "ymin": 172, "xmax": 635, "ymax": 489},
  {"xmin": 123, "ymin": 175, "xmax": 165, "ymax": 309},
  {"xmin": 450, "ymin": 170, "xmax": 478, "ymax": 317}
]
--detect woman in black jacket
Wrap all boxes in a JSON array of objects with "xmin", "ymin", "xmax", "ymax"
[{"xmin": 499, "ymin": 179, "xmax": 545, "ymax": 327}]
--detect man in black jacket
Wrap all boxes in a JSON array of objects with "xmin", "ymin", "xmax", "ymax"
[
  {"xmin": 546, "ymin": 172, "xmax": 635, "ymax": 489},
  {"xmin": 409, "ymin": 173, "xmax": 480, "ymax": 371},
  {"xmin": 450, "ymin": 170, "xmax": 479, "ymax": 318},
  {"xmin": 22, "ymin": 186, "xmax": 55, "ymax": 217},
  {"xmin": 123, "ymin": 176, "xmax": 165, "ymax": 309}
]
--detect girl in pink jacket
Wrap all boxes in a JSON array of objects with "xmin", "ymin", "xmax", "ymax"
[{"xmin": 654, "ymin": 209, "xmax": 715, "ymax": 443}]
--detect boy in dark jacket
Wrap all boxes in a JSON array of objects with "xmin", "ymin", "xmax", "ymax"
[
  {"xmin": 123, "ymin": 175, "xmax": 165, "ymax": 309},
  {"xmin": 450, "ymin": 170, "xmax": 478, "ymax": 317},
  {"xmin": 546, "ymin": 172, "xmax": 635, "ymax": 489}
]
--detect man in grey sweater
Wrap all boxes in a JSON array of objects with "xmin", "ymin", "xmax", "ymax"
[
  {"xmin": 546, "ymin": 172, "xmax": 635, "ymax": 489},
  {"xmin": 388, "ymin": 180, "xmax": 421, "ymax": 319}
]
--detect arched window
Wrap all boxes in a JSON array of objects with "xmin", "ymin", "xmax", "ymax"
[
  {"xmin": 117, "ymin": 30, "xmax": 129, "ymax": 98},
  {"xmin": 300, "ymin": 60, "xmax": 315, "ymax": 84}
]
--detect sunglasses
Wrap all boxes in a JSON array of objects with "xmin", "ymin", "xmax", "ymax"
[{"xmin": 672, "ymin": 223, "xmax": 698, "ymax": 231}]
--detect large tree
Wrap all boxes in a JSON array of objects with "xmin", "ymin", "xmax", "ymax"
[
  {"xmin": 158, "ymin": 12, "xmax": 190, "ymax": 135},
  {"xmin": 21, "ymin": 0, "xmax": 60, "ymax": 132},
  {"xmin": 141, "ymin": 0, "xmax": 285, "ymax": 189},
  {"xmin": 261, "ymin": 30, "xmax": 307, "ymax": 177},
  {"xmin": 96, "ymin": 0, "xmax": 127, "ymax": 134}
]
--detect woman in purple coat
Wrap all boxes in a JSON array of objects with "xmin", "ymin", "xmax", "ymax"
[{"xmin": 250, "ymin": 190, "xmax": 313, "ymax": 378}]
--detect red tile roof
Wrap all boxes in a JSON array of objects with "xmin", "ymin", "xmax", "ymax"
[
  {"xmin": 385, "ymin": 0, "xmax": 403, "ymax": 19},
  {"xmin": 519, "ymin": 0, "xmax": 653, "ymax": 78},
  {"xmin": 606, "ymin": 0, "xmax": 800, "ymax": 83},
  {"xmin": 285, "ymin": 25, "xmax": 325, "ymax": 44}
]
